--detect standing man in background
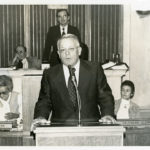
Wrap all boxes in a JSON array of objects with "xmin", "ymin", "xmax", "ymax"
[{"xmin": 42, "ymin": 9, "xmax": 81, "ymax": 67}]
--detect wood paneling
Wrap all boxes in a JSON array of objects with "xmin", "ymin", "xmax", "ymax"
[
  {"xmin": 124, "ymin": 127, "xmax": 150, "ymax": 146},
  {"xmin": 68, "ymin": 5, "xmax": 86, "ymax": 42},
  {"xmin": 35, "ymin": 126, "xmax": 125, "ymax": 146},
  {"xmin": 30, "ymin": 5, "xmax": 48, "ymax": 59},
  {"xmin": 91, "ymin": 5, "xmax": 123, "ymax": 63},
  {"xmin": 0, "ymin": 5, "xmax": 24, "ymax": 67},
  {"xmin": 22, "ymin": 75, "xmax": 42, "ymax": 131},
  {"xmin": 0, "ymin": 131, "xmax": 23, "ymax": 146},
  {"xmin": 0, "ymin": 5, "xmax": 123, "ymax": 67}
]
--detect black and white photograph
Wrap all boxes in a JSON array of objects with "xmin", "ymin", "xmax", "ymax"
[{"xmin": 0, "ymin": 0, "xmax": 150, "ymax": 149}]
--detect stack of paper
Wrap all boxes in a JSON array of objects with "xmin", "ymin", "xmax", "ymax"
[
  {"xmin": 102, "ymin": 61, "xmax": 116, "ymax": 69},
  {"xmin": 111, "ymin": 64, "xmax": 128, "ymax": 70}
]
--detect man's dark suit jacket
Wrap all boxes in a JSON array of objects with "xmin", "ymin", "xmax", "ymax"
[
  {"xmin": 43, "ymin": 25, "xmax": 81, "ymax": 66},
  {"xmin": 34, "ymin": 59, "xmax": 115, "ymax": 124}
]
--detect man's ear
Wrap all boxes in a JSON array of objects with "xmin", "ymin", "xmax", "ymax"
[
  {"xmin": 57, "ymin": 51, "xmax": 60, "ymax": 58},
  {"xmin": 78, "ymin": 47, "xmax": 82, "ymax": 56},
  {"xmin": 25, "ymin": 51, "xmax": 27, "ymax": 56},
  {"xmin": 67, "ymin": 16, "xmax": 70, "ymax": 22}
]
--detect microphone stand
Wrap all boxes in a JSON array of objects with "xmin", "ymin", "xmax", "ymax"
[{"xmin": 72, "ymin": 76, "xmax": 81, "ymax": 127}]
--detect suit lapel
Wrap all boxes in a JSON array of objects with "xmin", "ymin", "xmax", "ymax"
[
  {"xmin": 68, "ymin": 25, "xmax": 70, "ymax": 33},
  {"xmin": 54, "ymin": 25, "xmax": 61, "ymax": 41},
  {"xmin": 78, "ymin": 60, "xmax": 91, "ymax": 97},
  {"xmin": 115, "ymin": 99, "xmax": 121, "ymax": 114},
  {"xmin": 54, "ymin": 65, "xmax": 75, "ymax": 108},
  {"xmin": 56, "ymin": 25, "xmax": 61, "ymax": 37},
  {"xmin": 55, "ymin": 65, "xmax": 67, "ymax": 89}
]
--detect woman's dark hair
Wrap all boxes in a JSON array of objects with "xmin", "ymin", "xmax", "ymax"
[
  {"xmin": 0, "ymin": 75, "xmax": 13, "ymax": 92},
  {"xmin": 121, "ymin": 80, "xmax": 135, "ymax": 98}
]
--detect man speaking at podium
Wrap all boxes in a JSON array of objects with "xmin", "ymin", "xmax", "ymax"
[{"xmin": 31, "ymin": 34, "xmax": 116, "ymax": 130}]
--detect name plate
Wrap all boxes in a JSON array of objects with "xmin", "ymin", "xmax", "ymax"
[{"xmin": 117, "ymin": 119, "xmax": 150, "ymax": 128}]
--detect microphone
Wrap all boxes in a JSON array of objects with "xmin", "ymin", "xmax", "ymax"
[{"xmin": 68, "ymin": 65, "xmax": 82, "ymax": 126}]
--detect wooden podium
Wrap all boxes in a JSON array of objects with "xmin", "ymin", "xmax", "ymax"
[{"xmin": 34, "ymin": 125, "xmax": 125, "ymax": 146}]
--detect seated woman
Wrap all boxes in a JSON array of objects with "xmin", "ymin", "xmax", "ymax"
[
  {"xmin": 115, "ymin": 80, "xmax": 140, "ymax": 119},
  {"xmin": 0, "ymin": 75, "xmax": 22, "ymax": 128}
]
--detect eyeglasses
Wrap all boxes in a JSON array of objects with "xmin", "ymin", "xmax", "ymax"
[
  {"xmin": 0, "ymin": 91, "xmax": 9, "ymax": 96},
  {"xmin": 16, "ymin": 51, "xmax": 24, "ymax": 54},
  {"xmin": 59, "ymin": 47, "xmax": 79, "ymax": 54}
]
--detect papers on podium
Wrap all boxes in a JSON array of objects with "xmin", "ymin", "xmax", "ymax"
[
  {"xmin": 117, "ymin": 119, "xmax": 150, "ymax": 128},
  {"xmin": 102, "ymin": 61, "xmax": 129, "ymax": 70},
  {"xmin": 102, "ymin": 61, "xmax": 116, "ymax": 69},
  {"xmin": 111, "ymin": 63, "xmax": 129, "ymax": 70},
  {"xmin": 0, "ymin": 121, "xmax": 12, "ymax": 131}
]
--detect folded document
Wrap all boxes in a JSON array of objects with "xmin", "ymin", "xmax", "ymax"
[
  {"xmin": 102, "ymin": 61, "xmax": 116, "ymax": 69},
  {"xmin": 102, "ymin": 61, "xmax": 129, "ymax": 70}
]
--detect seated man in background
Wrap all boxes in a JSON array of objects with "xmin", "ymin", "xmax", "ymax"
[
  {"xmin": 0, "ymin": 75, "xmax": 22, "ymax": 128},
  {"xmin": 31, "ymin": 34, "xmax": 116, "ymax": 131},
  {"xmin": 115, "ymin": 80, "xmax": 140, "ymax": 119},
  {"xmin": 10, "ymin": 45, "xmax": 41, "ymax": 70}
]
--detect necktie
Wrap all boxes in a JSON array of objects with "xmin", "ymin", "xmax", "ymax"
[
  {"xmin": 16, "ymin": 60, "xmax": 23, "ymax": 69},
  {"xmin": 68, "ymin": 67, "xmax": 78, "ymax": 110},
  {"xmin": 62, "ymin": 28, "xmax": 65, "ymax": 36}
]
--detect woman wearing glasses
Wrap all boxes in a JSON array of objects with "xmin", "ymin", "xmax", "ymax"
[{"xmin": 0, "ymin": 75, "xmax": 22, "ymax": 127}]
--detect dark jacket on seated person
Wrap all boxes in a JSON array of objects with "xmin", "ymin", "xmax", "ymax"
[{"xmin": 11, "ymin": 56, "xmax": 41, "ymax": 70}]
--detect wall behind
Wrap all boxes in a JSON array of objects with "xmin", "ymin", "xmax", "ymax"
[
  {"xmin": 130, "ymin": 9, "xmax": 150, "ymax": 108},
  {"xmin": 0, "ymin": 5, "xmax": 24, "ymax": 67}
]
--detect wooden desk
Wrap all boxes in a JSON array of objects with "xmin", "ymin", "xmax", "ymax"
[
  {"xmin": 0, "ymin": 69, "xmax": 127, "ymax": 132},
  {"xmin": 125, "ymin": 127, "xmax": 150, "ymax": 146},
  {"xmin": 0, "ymin": 131, "xmax": 23, "ymax": 146},
  {"xmin": 35, "ymin": 126, "xmax": 125, "ymax": 146},
  {"xmin": 0, "ymin": 131, "xmax": 35, "ymax": 146},
  {"xmin": 118, "ymin": 119, "xmax": 150, "ymax": 146}
]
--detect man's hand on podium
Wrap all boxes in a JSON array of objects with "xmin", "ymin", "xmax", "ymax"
[
  {"xmin": 30, "ymin": 117, "xmax": 51, "ymax": 132},
  {"xmin": 99, "ymin": 115, "xmax": 116, "ymax": 124}
]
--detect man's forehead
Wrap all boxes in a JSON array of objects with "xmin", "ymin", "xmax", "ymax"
[
  {"xmin": 58, "ymin": 10, "xmax": 67, "ymax": 16},
  {"xmin": 122, "ymin": 85, "xmax": 131, "ymax": 89},
  {"xmin": 16, "ymin": 47, "xmax": 25, "ymax": 52},
  {"xmin": 60, "ymin": 38, "xmax": 77, "ymax": 45}
]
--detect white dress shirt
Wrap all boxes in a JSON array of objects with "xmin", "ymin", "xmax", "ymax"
[
  {"xmin": 0, "ymin": 93, "xmax": 11, "ymax": 121},
  {"xmin": 117, "ymin": 99, "xmax": 130, "ymax": 119},
  {"xmin": 0, "ymin": 92, "xmax": 22, "ymax": 122},
  {"xmin": 60, "ymin": 25, "xmax": 68, "ymax": 35},
  {"xmin": 63, "ymin": 60, "xmax": 80, "ymax": 87},
  {"xmin": 22, "ymin": 58, "xmax": 28, "ymax": 69}
]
